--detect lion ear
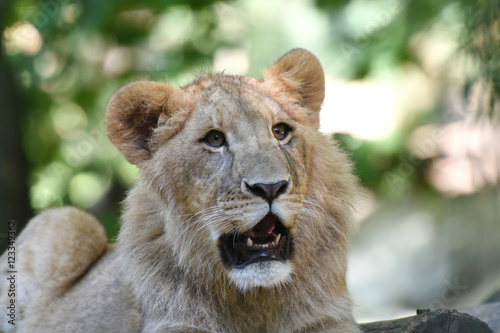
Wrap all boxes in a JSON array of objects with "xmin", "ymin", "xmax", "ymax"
[
  {"xmin": 263, "ymin": 49, "xmax": 325, "ymax": 128},
  {"xmin": 105, "ymin": 81, "xmax": 178, "ymax": 165}
]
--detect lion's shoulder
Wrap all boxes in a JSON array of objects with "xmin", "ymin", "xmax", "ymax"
[
  {"xmin": 4, "ymin": 207, "xmax": 107, "ymax": 302},
  {"xmin": 0, "ymin": 207, "xmax": 112, "ymax": 332}
]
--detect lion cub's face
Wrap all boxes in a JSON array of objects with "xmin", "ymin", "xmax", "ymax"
[
  {"xmin": 106, "ymin": 49, "xmax": 328, "ymax": 291},
  {"xmin": 164, "ymin": 83, "xmax": 311, "ymax": 290}
]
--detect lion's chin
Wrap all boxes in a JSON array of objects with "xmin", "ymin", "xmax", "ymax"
[
  {"xmin": 218, "ymin": 213, "xmax": 294, "ymax": 291},
  {"xmin": 227, "ymin": 261, "xmax": 293, "ymax": 291}
]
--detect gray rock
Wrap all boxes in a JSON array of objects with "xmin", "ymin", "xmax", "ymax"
[{"xmin": 360, "ymin": 309, "xmax": 494, "ymax": 333}]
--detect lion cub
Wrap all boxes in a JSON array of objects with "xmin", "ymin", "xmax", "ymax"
[{"xmin": 1, "ymin": 49, "xmax": 361, "ymax": 332}]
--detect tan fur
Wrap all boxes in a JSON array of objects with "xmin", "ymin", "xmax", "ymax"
[{"xmin": 1, "ymin": 49, "xmax": 361, "ymax": 332}]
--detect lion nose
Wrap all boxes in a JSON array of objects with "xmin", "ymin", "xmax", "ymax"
[{"xmin": 246, "ymin": 181, "xmax": 288, "ymax": 205}]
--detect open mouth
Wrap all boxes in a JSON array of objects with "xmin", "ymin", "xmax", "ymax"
[{"xmin": 219, "ymin": 213, "xmax": 292, "ymax": 269}]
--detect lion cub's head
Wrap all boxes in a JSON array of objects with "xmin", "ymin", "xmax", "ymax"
[{"xmin": 106, "ymin": 49, "xmax": 358, "ymax": 293}]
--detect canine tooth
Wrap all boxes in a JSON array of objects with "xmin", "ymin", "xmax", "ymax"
[
  {"xmin": 276, "ymin": 234, "xmax": 281, "ymax": 243},
  {"xmin": 246, "ymin": 238, "xmax": 253, "ymax": 247}
]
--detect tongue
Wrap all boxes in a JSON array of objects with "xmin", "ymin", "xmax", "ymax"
[{"xmin": 247, "ymin": 213, "xmax": 276, "ymax": 238}]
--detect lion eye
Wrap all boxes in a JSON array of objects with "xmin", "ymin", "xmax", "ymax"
[
  {"xmin": 272, "ymin": 123, "xmax": 290, "ymax": 141},
  {"xmin": 204, "ymin": 130, "xmax": 226, "ymax": 148}
]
